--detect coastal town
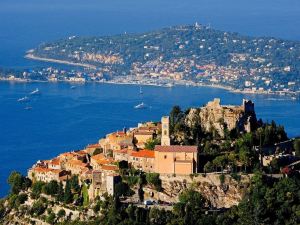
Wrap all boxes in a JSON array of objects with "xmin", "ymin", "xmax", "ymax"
[{"xmin": 1, "ymin": 24, "xmax": 300, "ymax": 98}]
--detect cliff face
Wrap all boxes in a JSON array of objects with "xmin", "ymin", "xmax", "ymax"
[
  {"xmin": 185, "ymin": 98, "xmax": 256, "ymax": 138},
  {"xmin": 144, "ymin": 174, "xmax": 251, "ymax": 208}
]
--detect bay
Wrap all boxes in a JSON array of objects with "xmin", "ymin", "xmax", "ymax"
[
  {"xmin": 0, "ymin": 82, "xmax": 299, "ymax": 196},
  {"xmin": 0, "ymin": 0, "xmax": 300, "ymax": 196}
]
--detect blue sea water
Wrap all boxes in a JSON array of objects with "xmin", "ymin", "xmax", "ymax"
[{"xmin": 0, "ymin": 0, "xmax": 300, "ymax": 196}]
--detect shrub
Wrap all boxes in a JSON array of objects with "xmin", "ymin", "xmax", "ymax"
[
  {"xmin": 231, "ymin": 173, "xmax": 241, "ymax": 182},
  {"xmin": 17, "ymin": 193, "xmax": 28, "ymax": 205},
  {"xmin": 93, "ymin": 148, "xmax": 103, "ymax": 156},
  {"xmin": 46, "ymin": 212, "xmax": 56, "ymax": 224},
  {"xmin": 30, "ymin": 200, "xmax": 47, "ymax": 216},
  {"xmin": 146, "ymin": 173, "xmax": 162, "ymax": 191},
  {"xmin": 57, "ymin": 209, "xmax": 66, "ymax": 218},
  {"xmin": 219, "ymin": 174, "xmax": 225, "ymax": 184},
  {"xmin": 115, "ymin": 182, "xmax": 134, "ymax": 197},
  {"xmin": 125, "ymin": 176, "xmax": 139, "ymax": 187}
]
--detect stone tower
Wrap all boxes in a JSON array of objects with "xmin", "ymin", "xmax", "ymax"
[{"xmin": 161, "ymin": 116, "xmax": 171, "ymax": 146}]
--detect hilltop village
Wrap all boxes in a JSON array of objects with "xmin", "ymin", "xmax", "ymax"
[
  {"xmin": 26, "ymin": 99, "xmax": 258, "ymax": 200},
  {"xmin": 1, "ymin": 99, "xmax": 300, "ymax": 225}
]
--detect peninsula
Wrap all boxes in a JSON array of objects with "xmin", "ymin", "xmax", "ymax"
[{"xmin": 1, "ymin": 24, "xmax": 300, "ymax": 97}]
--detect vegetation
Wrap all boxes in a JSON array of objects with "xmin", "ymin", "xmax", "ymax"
[
  {"xmin": 27, "ymin": 24, "xmax": 300, "ymax": 92},
  {"xmin": 144, "ymin": 138, "xmax": 161, "ymax": 150},
  {"xmin": 145, "ymin": 173, "xmax": 162, "ymax": 191}
]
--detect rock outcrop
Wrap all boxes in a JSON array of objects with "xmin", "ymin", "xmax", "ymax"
[
  {"xmin": 144, "ymin": 173, "xmax": 251, "ymax": 208},
  {"xmin": 186, "ymin": 98, "xmax": 257, "ymax": 137}
]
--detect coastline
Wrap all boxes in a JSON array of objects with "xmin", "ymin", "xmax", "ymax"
[
  {"xmin": 24, "ymin": 54, "xmax": 97, "ymax": 70},
  {"xmin": 1, "ymin": 54, "xmax": 296, "ymax": 99}
]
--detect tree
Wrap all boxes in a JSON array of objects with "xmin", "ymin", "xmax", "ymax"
[
  {"xmin": 7, "ymin": 171, "xmax": 30, "ymax": 194},
  {"xmin": 294, "ymin": 138, "xmax": 300, "ymax": 156},
  {"xmin": 93, "ymin": 148, "xmax": 103, "ymax": 156},
  {"xmin": 31, "ymin": 181, "xmax": 45, "ymax": 199},
  {"xmin": 115, "ymin": 182, "xmax": 132, "ymax": 197},
  {"xmin": 57, "ymin": 209, "xmax": 66, "ymax": 218},
  {"xmin": 145, "ymin": 138, "xmax": 160, "ymax": 150},
  {"xmin": 174, "ymin": 189, "xmax": 206, "ymax": 224},
  {"xmin": 169, "ymin": 105, "xmax": 183, "ymax": 133},
  {"xmin": 30, "ymin": 200, "xmax": 47, "ymax": 216},
  {"xmin": 70, "ymin": 175, "xmax": 80, "ymax": 193},
  {"xmin": 42, "ymin": 180, "xmax": 59, "ymax": 196},
  {"xmin": 138, "ymin": 187, "xmax": 144, "ymax": 203},
  {"xmin": 146, "ymin": 173, "xmax": 162, "ymax": 191},
  {"xmin": 57, "ymin": 182, "xmax": 64, "ymax": 202},
  {"xmin": 64, "ymin": 179, "xmax": 73, "ymax": 204},
  {"xmin": 46, "ymin": 212, "xmax": 56, "ymax": 224}
]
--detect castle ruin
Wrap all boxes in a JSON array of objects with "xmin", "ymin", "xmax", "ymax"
[{"xmin": 187, "ymin": 98, "xmax": 256, "ymax": 137}]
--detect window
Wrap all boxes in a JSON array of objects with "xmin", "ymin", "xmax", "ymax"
[{"xmin": 164, "ymin": 155, "xmax": 167, "ymax": 159}]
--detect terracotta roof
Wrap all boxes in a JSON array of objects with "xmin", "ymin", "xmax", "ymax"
[
  {"xmin": 87, "ymin": 143, "xmax": 101, "ymax": 148},
  {"xmin": 75, "ymin": 150, "xmax": 87, "ymax": 155},
  {"xmin": 114, "ymin": 149, "xmax": 128, "ymax": 154},
  {"xmin": 91, "ymin": 154, "xmax": 114, "ymax": 165},
  {"xmin": 67, "ymin": 159, "xmax": 88, "ymax": 167},
  {"xmin": 131, "ymin": 149, "xmax": 155, "ymax": 158},
  {"xmin": 49, "ymin": 158, "xmax": 60, "ymax": 166},
  {"xmin": 154, "ymin": 145, "xmax": 198, "ymax": 153},
  {"xmin": 33, "ymin": 167, "xmax": 62, "ymax": 174},
  {"xmin": 134, "ymin": 131, "xmax": 154, "ymax": 136},
  {"xmin": 101, "ymin": 165, "xmax": 118, "ymax": 171},
  {"xmin": 59, "ymin": 152, "xmax": 76, "ymax": 158}
]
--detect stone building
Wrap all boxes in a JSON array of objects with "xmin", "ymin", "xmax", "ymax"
[
  {"xmin": 154, "ymin": 116, "xmax": 199, "ymax": 175},
  {"xmin": 28, "ymin": 167, "xmax": 70, "ymax": 183},
  {"xmin": 161, "ymin": 116, "xmax": 171, "ymax": 146},
  {"xmin": 89, "ymin": 170, "xmax": 120, "ymax": 200},
  {"xmin": 187, "ymin": 98, "xmax": 256, "ymax": 137},
  {"xmin": 154, "ymin": 146, "xmax": 198, "ymax": 175},
  {"xmin": 129, "ymin": 149, "xmax": 155, "ymax": 172}
]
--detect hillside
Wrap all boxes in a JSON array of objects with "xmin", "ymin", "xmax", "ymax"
[{"xmin": 27, "ymin": 24, "xmax": 300, "ymax": 93}]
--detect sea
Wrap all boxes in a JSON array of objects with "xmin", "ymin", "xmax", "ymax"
[{"xmin": 0, "ymin": 0, "xmax": 300, "ymax": 197}]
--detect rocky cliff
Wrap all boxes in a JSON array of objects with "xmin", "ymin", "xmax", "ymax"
[
  {"xmin": 185, "ymin": 98, "xmax": 256, "ymax": 138},
  {"xmin": 144, "ymin": 173, "xmax": 252, "ymax": 208}
]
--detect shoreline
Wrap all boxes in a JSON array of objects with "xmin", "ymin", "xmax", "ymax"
[
  {"xmin": 24, "ymin": 54, "xmax": 97, "ymax": 70},
  {"xmin": 3, "ymin": 54, "xmax": 298, "ymax": 99},
  {"xmin": 1, "ymin": 78, "xmax": 298, "ymax": 100}
]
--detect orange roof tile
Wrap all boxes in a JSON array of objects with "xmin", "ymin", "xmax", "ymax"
[
  {"xmin": 87, "ymin": 143, "xmax": 101, "ymax": 148},
  {"xmin": 33, "ymin": 167, "xmax": 62, "ymax": 174},
  {"xmin": 131, "ymin": 149, "xmax": 155, "ymax": 158},
  {"xmin": 155, "ymin": 145, "xmax": 198, "ymax": 153},
  {"xmin": 49, "ymin": 158, "xmax": 60, "ymax": 166},
  {"xmin": 75, "ymin": 150, "xmax": 87, "ymax": 155},
  {"xmin": 101, "ymin": 165, "xmax": 118, "ymax": 171},
  {"xmin": 67, "ymin": 159, "xmax": 88, "ymax": 167}
]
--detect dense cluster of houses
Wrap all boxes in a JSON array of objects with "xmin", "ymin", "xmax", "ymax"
[{"xmin": 28, "ymin": 116, "xmax": 200, "ymax": 199}]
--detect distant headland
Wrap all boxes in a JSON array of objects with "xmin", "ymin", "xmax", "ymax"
[{"xmin": 0, "ymin": 23, "xmax": 299, "ymax": 98}]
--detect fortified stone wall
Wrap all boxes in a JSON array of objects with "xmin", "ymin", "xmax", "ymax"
[{"xmin": 186, "ymin": 98, "xmax": 256, "ymax": 137}]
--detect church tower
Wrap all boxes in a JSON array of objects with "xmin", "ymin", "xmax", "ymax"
[{"xmin": 161, "ymin": 116, "xmax": 171, "ymax": 146}]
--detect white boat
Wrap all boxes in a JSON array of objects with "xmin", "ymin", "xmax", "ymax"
[
  {"xmin": 134, "ymin": 102, "xmax": 147, "ymax": 109},
  {"xmin": 70, "ymin": 86, "xmax": 77, "ymax": 89},
  {"xmin": 30, "ymin": 88, "xmax": 40, "ymax": 95},
  {"xmin": 17, "ymin": 96, "xmax": 30, "ymax": 102},
  {"xmin": 24, "ymin": 106, "xmax": 33, "ymax": 110},
  {"xmin": 165, "ymin": 83, "xmax": 174, "ymax": 88}
]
